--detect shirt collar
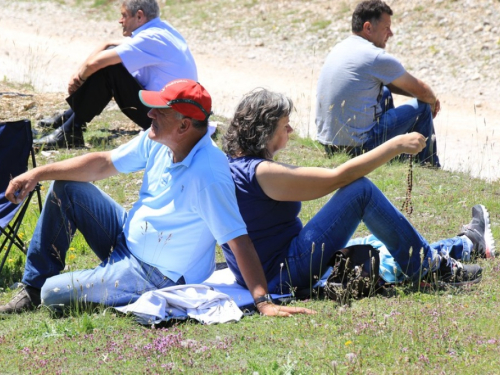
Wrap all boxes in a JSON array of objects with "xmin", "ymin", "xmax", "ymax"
[
  {"xmin": 131, "ymin": 17, "xmax": 161, "ymax": 37},
  {"xmin": 170, "ymin": 129, "xmax": 211, "ymax": 168}
]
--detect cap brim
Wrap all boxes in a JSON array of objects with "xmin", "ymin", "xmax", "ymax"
[{"xmin": 139, "ymin": 90, "xmax": 171, "ymax": 108}]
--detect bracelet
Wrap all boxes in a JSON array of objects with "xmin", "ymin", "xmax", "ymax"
[
  {"xmin": 78, "ymin": 74, "xmax": 86, "ymax": 82},
  {"xmin": 254, "ymin": 294, "xmax": 273, "ymax": 307}
]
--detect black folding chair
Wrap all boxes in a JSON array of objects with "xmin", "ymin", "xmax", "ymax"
[{"xmin": 0, "ymin": 120, "xmax": 43, "ymax": 274}]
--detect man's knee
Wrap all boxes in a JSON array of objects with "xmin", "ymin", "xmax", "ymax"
[
  {"xmin": 380, "ymin": 86, "xmax": 394, "ymax": 112},
  {"xmin": 415, "ymin": 100, "xmax": 432, "ymax": 117},
  {"xmin": 50, "ymin": 181, "xmax": 94, "ymax": 207},
  {"xmin": 49, "ymin": 181, "xmax": 69, "ymax": 206},
  {"xmin": 99, "ymin": 63, "xmax": 129, "ymax": 78},
  {"xmin": 52, "ymin": 180, "xmax": 86, "ymax": 196}
]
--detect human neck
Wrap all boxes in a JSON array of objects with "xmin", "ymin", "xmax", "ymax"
[{"xmin": 170, "ymin": 130, "xmax": 206, "ymax": 163}]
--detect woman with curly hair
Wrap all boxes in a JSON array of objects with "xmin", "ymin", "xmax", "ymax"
[{"xmin": 221, "ymin": 88, "xmax": 492, "ymax": 296}]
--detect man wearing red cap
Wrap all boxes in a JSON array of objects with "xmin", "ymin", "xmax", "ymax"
[{"xmin": 1, "ymin": 80, "xmax": 313, "ymax": 317}]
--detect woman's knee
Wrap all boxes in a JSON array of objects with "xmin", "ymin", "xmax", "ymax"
[
  {"xmin": 334, "ymin": 177, "xmax": 378, "ymax": 209},
  {"xmin": 341, "ymin": 177, "xmax": 374, "ymax": 192}
]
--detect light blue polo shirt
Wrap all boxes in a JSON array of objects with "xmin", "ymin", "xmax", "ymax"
[
  {"xmin": 115, "ymin": 17, "xmax": 198, "ymax": 91},
  {"xmin": 111, "ymin": 130, "xmax": 247, "ymax": 284}
]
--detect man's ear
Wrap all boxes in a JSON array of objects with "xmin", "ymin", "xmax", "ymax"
[
  {"xmin": 363, "ymin": 21, "xmax": 372, "ymax": 34},
  {"xmin": 178, "ymin": 117, "xmax": 192, "ymax": 134},
  {"xmin": 136, "ymin": 10, "xmax": 146, "ymax": 24}
]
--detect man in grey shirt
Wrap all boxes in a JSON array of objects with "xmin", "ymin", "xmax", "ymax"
[{"xmin": 316, "ymin": 0, "xmax": 440, "ymax": 166}]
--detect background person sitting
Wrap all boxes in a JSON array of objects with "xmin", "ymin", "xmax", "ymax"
[
  {"xmin": 316, "ymin": 0, "xmax": 440, "ymax": 166},
  {"xmin": 36, "ymin": 0, "xmax": 197, "ymax": 149},
  {"xmin": 222, "ymin": 88, "xmax": 492, "ymax": 297}
]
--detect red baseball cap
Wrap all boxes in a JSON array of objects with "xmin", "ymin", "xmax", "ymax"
[{"xmin": 139, "ymin": 79, "xmax": 212, "ymax": 121}]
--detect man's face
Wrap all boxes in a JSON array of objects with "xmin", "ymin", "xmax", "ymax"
[
  {"xmin": 147, "ymin": 107, "xmax": 183, "ymax": 146},
  {"xmin": 368, "ymin": 12, "xmax": 393, "ymax": 49},
  {"xmin": 119, "ymin": 5, "xmax": 142, "ymax": 36}
]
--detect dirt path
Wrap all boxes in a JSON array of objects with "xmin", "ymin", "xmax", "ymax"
[{"xmin": 1, "ymin": 1, "xmax": 499, "ymax": 181}]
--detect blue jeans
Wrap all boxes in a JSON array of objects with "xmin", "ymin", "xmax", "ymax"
[
  {"xmin": 23, "ymin": 181, "xmax": 178, "ymax": 308},
  {"xmin": 363, "ymin": 87, "xmax": 440, "ymax": 167},
  {"xmin": 267, "ymin": 178, "xmax": 469, "ymax": 294}
]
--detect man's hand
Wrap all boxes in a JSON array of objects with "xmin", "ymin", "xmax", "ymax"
[
  {"xmin": 6, "ymin": 172, "xmax": 38, "ymax": 204},
  {"xmin": 257, "ymin": 302, "xmax": 316, "ymax": 317},
  {"xmin": 67, "ymin": 49, "xmax": 122, "ymax": 96},
  {"xmin": 431, "ymin": 98, "xmax": 441, "ymax": 118},
  {"xmin": 68, "ymin": 73, "xmax": 85, "ymax": 95}
]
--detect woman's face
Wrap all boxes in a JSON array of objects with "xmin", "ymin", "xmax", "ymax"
[{"xmin": 266, "ymin": 115, "xmax": 294, "ymax": 157}]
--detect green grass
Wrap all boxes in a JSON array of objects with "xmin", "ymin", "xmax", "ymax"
[
  {"xmin": 1, "ymin": 101, "xmax": 500, "ymax": 373},
  {"xmin": 2, "ymin": 0, "xmax": 500, "ymax": 372}
]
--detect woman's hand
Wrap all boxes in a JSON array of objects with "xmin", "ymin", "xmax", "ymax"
[
  {"xmin": 257, "ymin": 302, "xmax": 316, "ymax": 317},
  {"xmin": 394, "ymin": 132, "xmax": 426, "ymax": 155}
]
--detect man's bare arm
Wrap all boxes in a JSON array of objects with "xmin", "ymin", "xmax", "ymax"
[
  {"xmin": 6, "ymin": 152, "xmax": 118, "ymax": 204},
  {"xmin": 388, "ymin": 72, "xmax": 440, "ymax": 117},
  {"xmin": 68, "ymin": 41, "xmax": 123, "ymax": 94}
]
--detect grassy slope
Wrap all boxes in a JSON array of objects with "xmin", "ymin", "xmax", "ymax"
[
  {"xmin": 1, "ymin": 101, "xmax": 499, "ymax": 373},
  {"xmin": 1, "ymin": 1, "xmax": 500, "ymax": 374}
]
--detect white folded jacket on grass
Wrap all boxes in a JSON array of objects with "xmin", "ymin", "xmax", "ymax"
[{"xmin": 113, "ymin": 268, "xmax": 292, "ymax": 325}]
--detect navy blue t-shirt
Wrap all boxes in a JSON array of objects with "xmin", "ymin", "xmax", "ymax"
[{"xmin": 222, "ymin": 156, "xmax": 302, "ymax": 287}]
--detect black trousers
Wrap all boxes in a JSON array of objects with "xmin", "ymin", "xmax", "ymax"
[{"xmin": 66, "ymin": 63, "xmax": 151, "ymax": 130}]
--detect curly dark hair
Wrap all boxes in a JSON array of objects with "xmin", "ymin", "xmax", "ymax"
[
  {"xmin": 223, "ymin": 89, "xmax": 293, "ymax": 159},
  {"xmin": 352, "ymin": 0, "xmax": 393, "ymax": 33}
]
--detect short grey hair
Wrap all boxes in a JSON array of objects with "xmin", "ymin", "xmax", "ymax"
[
  {"xmin": 122, "ymin": 0, "xmax": 160, "ymax": 20},
  {"xmin": 174, "ymin": 111, "xmax": 208, "ymax": 130},
  {"xmin": 223, "ymin": 88, "xmax": 293, "ymax": 159}
]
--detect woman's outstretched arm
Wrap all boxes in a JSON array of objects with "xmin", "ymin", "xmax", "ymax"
[{"xmin": 256, "ymin": 132, "xmax": 426, "ymax": 202}]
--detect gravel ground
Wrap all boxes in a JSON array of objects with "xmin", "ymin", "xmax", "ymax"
[{"xmin": 1, "ymin": 0, "xmax": 499, "ymax": 180}]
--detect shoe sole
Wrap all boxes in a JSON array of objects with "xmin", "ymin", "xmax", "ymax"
[
  {"xmin": 420, "ymin": 274, "xmax": 482, "ymax": 289},
  {"xmin": 478, "ymin": 205, "xmax": 495, "ymax": 258}
]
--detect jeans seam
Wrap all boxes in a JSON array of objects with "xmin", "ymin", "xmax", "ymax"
[{"xmin": 72, "ymin": 199, "xmax": 117, "ymax": 251}]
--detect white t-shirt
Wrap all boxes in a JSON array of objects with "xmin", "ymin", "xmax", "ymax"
[
  {"xmin": 111, "ymin": 130, "xmax": 247, "ymax": 284},
  {"xmin": 316, "ymin": 35, "xmax": 406, "ymax": 146},
  {"xmin": 115, "ymin": 17, "xmax": 197, "ymax": 91}
]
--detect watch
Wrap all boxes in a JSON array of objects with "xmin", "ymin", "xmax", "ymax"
[{"xmin": 254, "ymin": 294, "xmax": 273, "ymax": 306}]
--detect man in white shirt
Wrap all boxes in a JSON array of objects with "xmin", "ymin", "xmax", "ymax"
[{"xmin": 36, "ymin": 0, "xmax": 197, "ymax": 149}]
